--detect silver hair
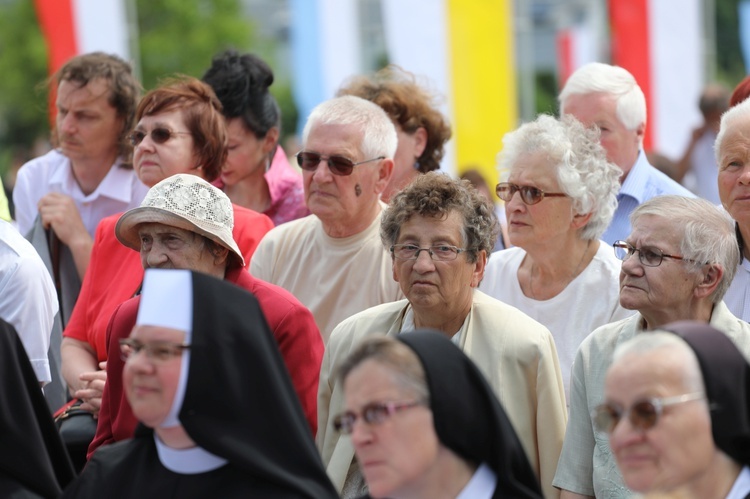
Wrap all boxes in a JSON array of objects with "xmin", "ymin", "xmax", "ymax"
[
  {"xmin": 714, "ymin": 97, "xmax": 750, "ymax": 165},
  {"xmin": 496, "ymin": 114, "xmax": 620, "ymax": 240},
  {"xmin": 612, "ymin": 332, "xmax": 705, "ymax": 395},
  {"xmin": 558, "ymin": 62, "xmax": 647, "ymax": 133},
  {"xmin": 301, "ymin": 95, "xmax": 398, "ymax": 159},
  {"xmin": 630, "ymin": 196, "xmax": 739, "ymax": 302}
]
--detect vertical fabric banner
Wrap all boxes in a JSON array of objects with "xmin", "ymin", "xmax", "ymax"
[
  {"xmin": 609, "ymin": 0, "xmax": 703, "ymax": 159},
  {"xmin": 290, "ymin": 0, "xmax": 361, "ymax": 134},
  {"xmin": 446, "ymin": 0, "xmax": 517, "ymax": 187},
  {"xmin": 34, "ymin": 0, "xmax": 130, "ymax": 124},
  {"xmin": 381, "ymin": 0, "xmax": 454, "ymax": 175}
]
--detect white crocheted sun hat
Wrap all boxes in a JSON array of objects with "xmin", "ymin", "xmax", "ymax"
[{"xmin": 115, "ymin": 174, "xmax": 244, "ymax": 267}]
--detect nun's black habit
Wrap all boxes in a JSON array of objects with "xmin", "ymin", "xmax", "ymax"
[
  {"xmin": 387, "ymin": 330, "xmax": 544, "ymax": 499},
  {"xmin": 63, "ymin": 270, "xmax": 337, "ymax": 498},
  {"xmin": 0, "ymin": 318, "xmax": 75, "ymax": 498},
  {"xmin": 661, "ymin": 321, "xmax": 750, "ymax": 467}
]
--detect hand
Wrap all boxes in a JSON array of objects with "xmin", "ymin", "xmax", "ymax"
[
  {"xmin": 38, "ymin": 192, "xmax": 90, "ymax": 247},
  {"xmin": 74, "ymin": 369, "xmax": 107, "ymax": 418}
]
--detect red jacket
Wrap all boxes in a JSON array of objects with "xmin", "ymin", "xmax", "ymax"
[{"xmin": 88, "ymin": 266, "xmax": 323, "ymax": 459}]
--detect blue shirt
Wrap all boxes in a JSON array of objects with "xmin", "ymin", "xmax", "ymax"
[{"xmin": 602, "ymin": 151, "xmax": 695, "ymax": 245}]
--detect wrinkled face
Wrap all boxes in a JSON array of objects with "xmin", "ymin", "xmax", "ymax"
[
  {"xmin": 302, "ymin": 123, "xmax": 389, "ymax": 227},
  {"xmin": 505, "ymin": 152, "xmax": 576, "ymax": 248},
  {"xmin": 718, "ymin": 117, "xmax": 750, "ymax": 225},
  {"xmin": 221, "ymin": 118, "xmax": 268, "ymax": 187},
  {"xmin": 392, "ymin": 212, "xmax": 484, "ymax": 314},
  {"xmin": 344, "ymin": 359, "xmax": 439, "ymax": 498},
  {"xmin": 606, "ymin": 351, "xmax": 716, "ymax": 494},
  {"xmin": 56, "ymin": 78, "xmax": 123, "ymax": 164},
  {"xmin": 619, "ymin": 215, "xmax": 699, "ymax": 319},
  {"xmin": 138, "ymin": 222, "xmax": 222, "ymax": 276},
  {"xmin": 133, "ymin": 109, "xmax": 199, "ymax": 188},
  {"xmin": 384, "ymin": 124, "xmax": 425, "ymax": 202},
  {"xmin": 124, "ymin": 325, "xmax": 185, "ymax": 428},
  {"xmin": 563, "ymin": 92, "xmax": 642, "ymax": 177}
]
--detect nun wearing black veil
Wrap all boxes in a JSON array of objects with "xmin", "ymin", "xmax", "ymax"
[
  {"xmin": 334, "ymin": 330, "xmax": 542, "ymax": 499},
  {"xmin": 63, "ymin": 269, "xmax": 337, "ymax": 498},
  {"xmin": 0, "ymin": 318, "xmax": 75, "ymax": 498}
]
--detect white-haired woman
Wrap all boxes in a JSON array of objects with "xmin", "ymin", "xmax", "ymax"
[{"xmin": 480, "ymin": 114, "xmax": 633, "ymax": 398}]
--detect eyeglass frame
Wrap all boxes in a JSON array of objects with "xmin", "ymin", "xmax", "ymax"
[
  {"xmin": 128, "ymin": 127, "xmax": 192, "ymax": 147},
  {"xmin": 495, "ymin": 182, "xmax": 568, "ymax": 205},
  {"xmin": 295, "ymin": 151, "xmax": 385, "ymax": 176},
  {"xmin": 119, "ymin": 338, "xmax": 191, "ymax": 364},
  {"xmin": 612, "ymin": 240, "xmax": 708, "ymax": 267},
  {"xmin": 592, "ymin": 392, "xmax": 705, "ymax": 434},
  {"xmin": 332, "ymin": 400, "xmax": 425, "ymax": 434},
  {"xmin": 389, "ymin": 243, "xmax": 468, "ymax": 262}
]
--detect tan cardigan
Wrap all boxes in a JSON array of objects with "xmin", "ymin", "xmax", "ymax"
[{"xmin": 317, "ymin": 290, "xmax": 567, "ymax": 499}]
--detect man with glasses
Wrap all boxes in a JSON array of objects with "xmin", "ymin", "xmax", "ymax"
[
  {"xmin": 554, "ymin": 195, "xmax": 750, "ymax": 499},
  {"xmin": 318, "ymin": 173, "xmax": 567, "ymax": 498},
  {"xmin": 559, "ymin": 63, "xmax": 693, "ymax": 245},
  {"xmin": 250, "ymin": 95, "xmax": 403, "ymax": 340}
]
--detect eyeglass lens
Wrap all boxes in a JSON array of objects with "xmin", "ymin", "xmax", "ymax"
[
  {"xmin": 129, "ymin": 128, "xmax": 181, "ymax": 147},
  {"xmin": 296, "ymin": 152, "xmax": 355, "ymax": 176},
  {"xmin": 613, "ymin": 241, "xmax": 663, "ymax": 267},
  {"xmin": 595, "ymin": 401, "xmax": 659, "ymax": 433}
]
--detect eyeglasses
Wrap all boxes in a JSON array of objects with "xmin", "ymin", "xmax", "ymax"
[
  {"xmin": 390, "ymin": 244, "xmax": 467, "ymax": 262},
  {"xmin": 296, "ymin": 151, "xmax": 385, "ymax": 176},
  {"xmin": 495, "ymin": 182, "xmax": 568, "ymax": 205},
  {"xmin": 613, "ymin": 240, "xmax": 706, "ymax": 267},
  {"xmin": 592, "ymin": 392, "xmax": 705, "ymax": 434},
  {"xmin": 128, "ymin": 128, "xmax": 192, "ymax": 147},
  {"xmin": 119, "ymin": 338, "xmax": 191, "ymax": 364},
  {"xmin": 333, "ymin": 400, "xmax": 424, "ymax": 434}
]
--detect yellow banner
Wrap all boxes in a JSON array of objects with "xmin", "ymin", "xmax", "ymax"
[{"xmin": 447, "ymin": 0, "xmax": 517, "ymax": 192}]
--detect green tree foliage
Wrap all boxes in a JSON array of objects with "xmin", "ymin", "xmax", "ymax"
[
  {"xmin": 0, "ymin": 0, "xmax": 50, "ymax": 167},
  {"xmin": 716, "ymin": 0, "xmax": 745, "ymax": 84},
  {"xmin": 136, "ymin": 0, "xmax": 254, "ymax": 90}
]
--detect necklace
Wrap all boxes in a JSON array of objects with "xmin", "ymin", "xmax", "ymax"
[{"xmin": 528, "ymin": 239, "xmax": 592, "ymax": 300}]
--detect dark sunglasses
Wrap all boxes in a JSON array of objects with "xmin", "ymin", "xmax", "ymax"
[
  {"xmin": 332, "ymin": 400, "xmax": 423, "ymax": 434},
  {"xmin": 495, "ymin": 182, "xmax": 568, "ymax": 205},
  {"xmin": 296, "ymin": 151, "xmax": 385, "ymax": 176},
  {"xmin": 128, "ymin": 128, "xmax": 191, "ymax": 147},
  {"xmin": 592, "ymin": 392, "xmax": 704, "ymax": 434}
]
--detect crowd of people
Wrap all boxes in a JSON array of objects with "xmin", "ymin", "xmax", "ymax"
[{"xmin": 3, "ymin": 48, "xmax": 750, "ymax": 499}]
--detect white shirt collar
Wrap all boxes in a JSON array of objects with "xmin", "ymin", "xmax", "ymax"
[
  {"xmin": 154, "ymin": 435, "xmax": 227, "ymax": 475},
  {"xmin": 725, "ymin": 466, "xmax": 750, "ymax": 499},
  {"xmin": 456, "ymin": 463, "xmax": 496, "ymax": 499},
  {"xmin": 49, "ymin": 153, "xmax": 139, "ymax": 203}
]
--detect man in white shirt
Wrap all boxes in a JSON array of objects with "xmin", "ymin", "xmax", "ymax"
[
  {"xmin": 250, "ymin": 95, "xmax": 403, "ymax": 340},
  {"xmin": 13, "ymin": 52, "xmax": 148, "ymax": 279},
  {"xmin": 0, "ymin": 219, "xmax": 58, "ymax": 385}
]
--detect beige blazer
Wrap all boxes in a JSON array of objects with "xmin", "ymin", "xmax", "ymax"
[{"xmin": 317, "ymin": 290, "xmax": 567, "ymax": 499}]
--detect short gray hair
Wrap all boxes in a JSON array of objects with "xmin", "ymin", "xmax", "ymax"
[
  {"xmin": 497, "ymin": 114, "xmax": 620, "ymax": 240},
  {"xmin": 630, "ymin": 196, "xmax": 739, "ymax": 302},
  {"xmin": 715, "ymin": 97, "xmax": 750, "ymax": 165},
  {"xmin": 301, "ymin": 95, "xmax": 398, "ymax": 160},
  {"xmin": 338, "ymin": 336, "xmax": 429, "ymax": 403},
  {"xmin": 559, "ymin": 62, "xmax": 646, "ymax": 133},
  {"xmin": 612, "ymin": 332, "xmax": 705, "ymax": 394}
]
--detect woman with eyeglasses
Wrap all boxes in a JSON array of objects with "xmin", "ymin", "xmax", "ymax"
[
  {"xmin": 600, "ymin": 323, "xmax": 750, "ymax": 498},
  {"xmin": 202, "ymin": 50, "xmax": 309, "ymax": 225},
  {"xmin": 336, "ymin": 331, "xmax": 543, "ymax": 499},
  {"xmin": 479, "ymin": 114, "xmax": 633, "ymax": 400},
  {"xmin": 60, "ymin": 77, "xmax": 274, "ymax": 448},
  {"xmin": 63, "ymin": 269, "xmax": 338, "ymax": 498},
  {"xmin": 337, "ymin": 65, "xmax": 452, "ymax": 203}
]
